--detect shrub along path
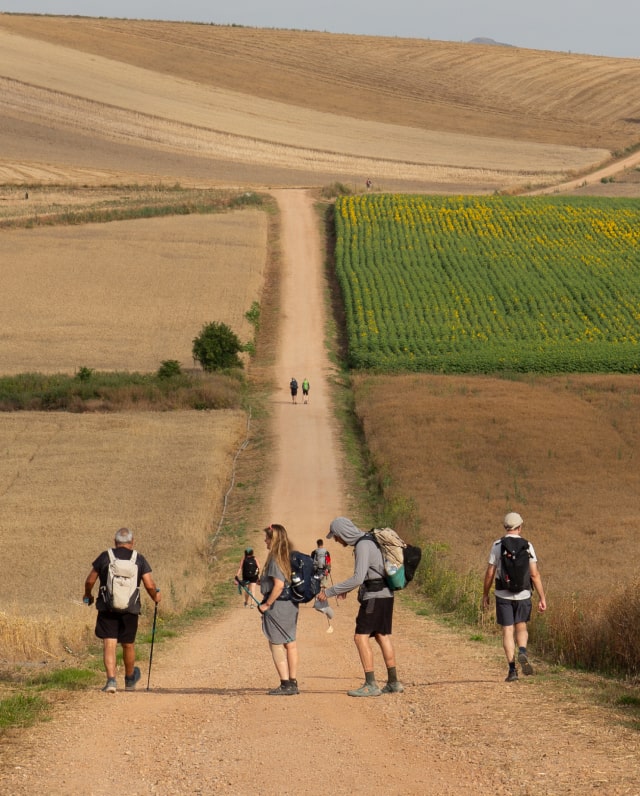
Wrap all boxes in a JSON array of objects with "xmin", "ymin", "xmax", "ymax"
[{"xmin": 1, "ymin": 190, "xmax": 639, "ymax": 795}]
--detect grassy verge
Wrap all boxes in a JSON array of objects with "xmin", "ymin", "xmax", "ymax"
[{"xmin": 0, "ymin": 369, "xmax": 244, "ymax": 411}]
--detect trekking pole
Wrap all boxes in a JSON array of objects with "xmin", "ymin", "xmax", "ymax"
[
  {"xmin": 328, "ymin": 571, "xmax": 339, "ymax": 607},
  {"xmin": 234, "ymin": 579, "xmax": 293, "ymax": 642},
  {"xmin": 146, "ymin": 602, "xmax": 158, "ymax": 692}
]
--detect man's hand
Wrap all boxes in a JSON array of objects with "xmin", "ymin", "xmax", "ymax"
[{"xmin": 83, "ymin": 595, "xmax": 94, "ymax": 606}]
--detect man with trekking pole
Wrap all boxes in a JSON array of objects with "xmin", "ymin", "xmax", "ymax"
[
  {"xmin": 482, "ymin": 512, "xmax": 547, "ymax": 682},
  {"xmin": 83, "ymin": 527, "xmax": 161, "ymax": 693}
]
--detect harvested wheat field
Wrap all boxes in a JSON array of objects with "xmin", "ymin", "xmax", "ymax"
[
  {"xmin": 3, "ymin": 14, "xmax": 640, "ymax": 192},
  {"xmin": 0, "ymin": 211, "xmax": 266, "ymax": 373},
  {"xmin": 0, "ymin": 409, "xmax": 248, "ymax": 659}
]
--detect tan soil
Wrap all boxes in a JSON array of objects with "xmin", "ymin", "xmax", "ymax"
[{"xmin": 2, "ymin": 190, "xmax": 640, "ymax": 796}]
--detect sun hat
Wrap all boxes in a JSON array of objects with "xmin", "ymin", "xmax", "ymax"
[{"xmin": 503, "ymin": 512, "xmax": 523, "ymax": 530}]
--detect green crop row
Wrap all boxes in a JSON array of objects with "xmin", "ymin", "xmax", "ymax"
[{"xmin": 334, "ymin": 194, "xmax": 640, "ymax": 373}]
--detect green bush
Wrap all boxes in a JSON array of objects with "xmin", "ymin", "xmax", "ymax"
[{"xmin": 192, "ymin": 322, "xmax": 244, "ymax": 372}]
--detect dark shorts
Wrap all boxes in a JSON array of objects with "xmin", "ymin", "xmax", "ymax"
[
  {"xmin": 495, "ymin": 597, "xmax": 532, "ymax": 627},
  {"xmin": 95, "ymin": 611, "xmax": 139, "ymax": 644},
  {"xmin": 355, "ymin": 596, "xmax": 394, "ymax": 636}
]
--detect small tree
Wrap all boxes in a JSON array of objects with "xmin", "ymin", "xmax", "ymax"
[{"xmin": 192, "ymin": 322, "xmax": 244, "ymax": 372}]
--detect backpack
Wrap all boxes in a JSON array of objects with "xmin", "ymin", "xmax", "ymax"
[
  {"xmin": 104, "ymin": 549, "xmax": 139, "ymax": 612},
  {"xmin": 362, "ymin": 528, "xmax": 422, "ymax": 591},
  {"xmin": 312, "ymin": 547, "xmax": 331, "ymax": 573},
  {"xmin": 497, "ymin": 536, "xmax": 532, "ymax": 593},
  {"xmin": 290, "ymin": 379, "xmax": 298, "ymax": 390},
  {"xmin": 280, "ymin": 551, "xmax": 321, "ymax": 604},
  {"xmin": 242, "ymin": 555, "xmax": 259, "ymax": 581}
]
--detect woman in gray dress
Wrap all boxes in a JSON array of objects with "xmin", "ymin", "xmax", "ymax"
[{"xmin": 258, "ymin": 523, "xmax": 300, "ymax": 695}]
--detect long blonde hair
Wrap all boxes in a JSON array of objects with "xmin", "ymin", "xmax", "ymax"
[{"xmin": 264, "ymin": 523, "xmax": 293, "ymax": 580}]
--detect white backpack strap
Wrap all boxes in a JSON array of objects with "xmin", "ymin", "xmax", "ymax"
[
  {"xmin": 108, "ymin": 548, "xmax": 115, "ymax": 563},
  {"xmin": 131, "ymin": 550, "xmax": 138, "ymax": 565}
]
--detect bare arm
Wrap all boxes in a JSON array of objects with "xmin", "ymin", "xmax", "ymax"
[
  {"xmin": 83, "ymin": 568, "xmax": 99, "ymax": 604},
  {"xmin": 142, "ymin": 572, "xmax": 161, "ymax": 603},
  {"xmin": 258, "ymin": 577, "xmax": 284, "ymax": 613},
  {"xmin": 482, "ymin": 564, "xmax": 496, "ymax": 610},
  {"xmin": 529, "ymin": 562, "xmax": 546, "ymax": 612}
]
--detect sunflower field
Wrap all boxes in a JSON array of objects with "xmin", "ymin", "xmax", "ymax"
[{"xmin": 334, "ymin": 194, "xmax": 640, "ymax": 372}]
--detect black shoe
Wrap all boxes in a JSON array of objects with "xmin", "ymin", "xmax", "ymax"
[
  {"xmin": 505, "ymin": 668, "xmax": 519, "ymax": 682},
  {"xmin": 518, "ymin": 651, "xmax": 534, "ymax": 676},
  {"xmin": 268, "ymin": 683, "xmax": 296, "ymax": 695}
]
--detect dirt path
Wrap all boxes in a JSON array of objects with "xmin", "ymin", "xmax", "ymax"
[{"xmin": 2, "ymin": 190, "xmax": 640, "ymax": 795}]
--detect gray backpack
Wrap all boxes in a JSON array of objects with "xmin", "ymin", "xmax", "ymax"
[{"xmin": 105, "ymin": 549, "xmax": 139, "ymax": 612}]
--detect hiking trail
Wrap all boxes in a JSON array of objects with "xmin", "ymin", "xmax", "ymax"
[{"xmin": 2, "ymin": 190, "xmax": 639, "ymax": 796}]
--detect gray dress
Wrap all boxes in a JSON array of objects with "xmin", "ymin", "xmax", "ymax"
[{"xmin": 260, "ymin": 558, "xmax": 299, "ymax": 644}]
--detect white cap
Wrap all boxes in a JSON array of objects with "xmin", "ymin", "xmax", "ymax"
[{"xmin": 503, "ymin": 512, "xmax": 523, "ymax": 530}]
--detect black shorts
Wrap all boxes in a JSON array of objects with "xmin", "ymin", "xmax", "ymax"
[
  {"xmin": 95, "ymin": 611, "xmax": 139, "ymax": 644},
  {"xmin": 495, "ymin": 597, "xmax": 532, "ymax": 627},
  {"xmin": 355, "ymin": 596, "xmax": 394, "ymax": 636}
]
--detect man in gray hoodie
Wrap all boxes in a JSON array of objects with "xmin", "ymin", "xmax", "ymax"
[{"xmin": 318, "ymin": 516, "xmax": 404, "ymax": 697}]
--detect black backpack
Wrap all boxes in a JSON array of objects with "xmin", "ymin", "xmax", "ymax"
[
  {"xmin": 497, "ymin": 536, "xmax": 532, "ymax": 592},
  {"xmin": 280, "ymin": 551, "xmax": 321, "ymax": 604},
  {"xmin": 242, "ymin": 555, "xmax": 259, "ymax": 581}
]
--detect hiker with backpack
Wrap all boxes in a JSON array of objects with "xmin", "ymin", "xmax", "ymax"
[
  {"xmin": 311, "ymin": 538, "xmax": 331, "ymax": 586},
  {"xmin": 302, "ymin": 377, "xmax": 310, "ymax": 404},
  {"xmin": 318, "ymin": 516, "xmax": 404, "ymax": 697},
  {"xmin": 482, "ymin": 512, "xmax": 547, "ymax": 682},
  {"xmin": 236, "ymin": 547, "xmax": 261, "ymax": 608},
  {"xmin": 83, "ymin": 527, "xmax": 161, "ymax": 694},
  {"xmin": 289, "ymin": 377, "xmax": 298, "ymax": 404},
  {"xmin": 258, "ymin": 523, "xmax": 301, "ymax": 695}
]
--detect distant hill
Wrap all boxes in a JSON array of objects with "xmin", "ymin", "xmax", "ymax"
[{"xmin": 469, "ymin": 37, "xmax": 514, "ymax": 47}]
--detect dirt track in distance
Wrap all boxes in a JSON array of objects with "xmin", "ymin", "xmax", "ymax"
[{"xmin": 2, "ymin": 190, "xmax": 640, "ymax": 796}]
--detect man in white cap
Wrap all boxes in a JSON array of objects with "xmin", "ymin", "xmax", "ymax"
[{"xmin": 482, "ymin": 512, "xmax": 547, "ymax": 682}]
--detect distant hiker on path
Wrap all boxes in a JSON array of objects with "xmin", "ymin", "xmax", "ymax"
[
  {"xmin": 289, "ymin": 377, "xmax": 298, "ymax": 404},
  {"xmin": 258, "ymin": 523, "xmax": 300, "ymax": 695},
  {"xmin": 236, "ymin": 547, "xmax": 261, "ymax": 607},
  {"xmin": 311, "ymin": 538, "xmax": 331, "ymax": 587},
  {"xmin": 83, "ymin": 527, "xmax": 161, "ymax": 693},
  {"xmin": 482, "ymin": 512, "xmax": 547, "ymax": 682},
  {"xmin": 302, "ymin": 377, "xmax": 310, "ymax": 403},
  {"xmin": 319, "ymin": 517, "xmax": 404, "ymax": 697}
]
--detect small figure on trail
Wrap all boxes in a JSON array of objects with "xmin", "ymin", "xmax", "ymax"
[
  {"xmin": 302, "ymin": 377, "xmax": 310, "ymax": 404},
  {"xmin": 236, "ymin": 547, "xmax": 261, "ymax": 608},
  {"xmin": 366, "ymin": 178, "xmax": 372, "ymax": 191},
  {"xmin": 318, "ymin": 517, "xmax": 404, "ymax": 697},
  {"xmin": 83, "ymin": 527, "xmax": 161, "ymax": 694},
  {"xmin": 482, "ymin": 512, "xmax": 547, "ymax": 683},
  {"xmin": 258, "ymin": 523, "xmax": 300, "ymax": 695},
  {"xmin": 311, "ymin": 538, "xmax": 331, "ymax": 587},
  {"xmin": 290, "ymin": 377, "xmax": 298, "ymax": 404}
]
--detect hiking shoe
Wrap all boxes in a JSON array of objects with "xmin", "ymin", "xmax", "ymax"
[
  {"xmin": 505, "ymin": 669, "xmax": 519, "ymax": 683},
  {"xmin": 268, "ymin": 683, "xmax": 297, "ymax": 696},
  {"xmin": 348, "ymin": 682, "xmax": 382, "ymax": 697},
  {"xmin": 381, "ymin": 681, "xmax": 405, "ymax": 694},
  {"xmin": 518, "ymin": 651, "xmax": 534, "ymax": 676},
  {"xmin": 102, "ymin": 678, "xmax": 117, "ymax": 693},
  {"xmin": 125, "ymin": 666, "xmax": 141, "ymax": 691}
]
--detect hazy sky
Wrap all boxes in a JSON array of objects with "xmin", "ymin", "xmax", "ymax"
[{"xmin": 1, "ymin": 1, "xmax": 638, "ymax": 59}]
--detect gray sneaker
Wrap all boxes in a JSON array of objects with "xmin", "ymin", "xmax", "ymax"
[
  {"xmin": 505, "ymin": 668, "xmax": 519, "ymax": 683},
  {"xmin": 102, "ymin": 678, "xmax": 117, "ymax": 693},
  {"xmin": 125, "ymin": 666, "xmax": 141, "ymax": 691},
  {"xmin": 381, "ymin": 681, "xmax": 405, "ymax": 694},
  {"xmin": 348, "ymin": 682, "xmax": 382, "ymax": 697},
  {"xmin": 518, "ymin": 651, "xmax": 534, "ymax": 676},
  {"xmin": 268, "ymin": 683, "xmax": 297, "ymax": 696}
]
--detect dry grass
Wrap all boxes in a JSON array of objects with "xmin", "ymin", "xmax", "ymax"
[
  {"xmin": 3, "ymin": 15, "xmax": 640, "ymax": 191},
  {"xmin": 352, "ymin": 372, "xmax": 640, "ymax": 600},
  {"xmin": 0, "ymin": 210, "xmax": 266, "ymax": 374},
  {"xmin": 0, "ymin": 410, "xmax": 248, "ymax": 661}
]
